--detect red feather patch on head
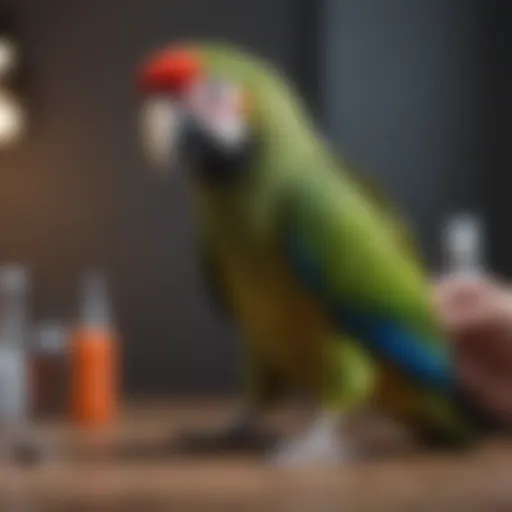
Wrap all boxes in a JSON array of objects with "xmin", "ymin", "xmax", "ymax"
[{"xmin": 138, "ymin": 47, "xmax": 201, "ymax": 96}]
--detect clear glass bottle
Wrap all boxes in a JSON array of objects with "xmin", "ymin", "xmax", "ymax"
[
  {"xmin": 0, "ymin": 265, "xmax": 30, "ymax": 457},
  {"xmin": 442, "ymin": 212, "xmax": 485, "ymax": 277}
]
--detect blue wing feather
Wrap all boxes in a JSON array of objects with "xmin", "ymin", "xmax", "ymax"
[{"xmin": 286, "ymin": 232, "xmax": 455, "ymax": 393}]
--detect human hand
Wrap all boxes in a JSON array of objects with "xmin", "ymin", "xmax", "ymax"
[{"xmin": 434, "ymin": 275, "xmax": 512, "ymax": 424}]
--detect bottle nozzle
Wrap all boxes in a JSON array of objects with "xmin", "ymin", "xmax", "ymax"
[{"xmin": 79, "ymin": 272, "xmax": 113, "ymax": 329}]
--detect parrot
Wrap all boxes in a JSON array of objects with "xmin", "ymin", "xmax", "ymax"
[{"xmin": 136, "ymin": 41, "xmax": 502, "ymax": 465}]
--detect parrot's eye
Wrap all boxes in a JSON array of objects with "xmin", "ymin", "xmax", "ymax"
[
  {"xmin": 204, "ymin": 79, "xmax": 232, "ymax": 103},
  {"xmin": 183, "ymin": 77, "xmax": 248, "ymax": 151},
  {"xmin": 187, "ymin": 78, "xmax": 244, "ymax": 119}
]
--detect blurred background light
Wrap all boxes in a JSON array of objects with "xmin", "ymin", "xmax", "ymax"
[
  {"xmin": 0, "ymin": 37, "xmax": 17, "ymax": 78},
  {"xmin": 0, "ymin": 8, "xmax": 26, "ymax": 150},
  {"xmin": 0, "ymin": 89, "xmax": 24, "ymax": 147}
]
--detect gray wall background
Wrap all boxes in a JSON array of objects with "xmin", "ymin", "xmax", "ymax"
[
  {"xmin": 320, "ymin": 0, "xmax": 497, "ymax": 268},
  {"xmin": 0, "ymin": 0, "xmax": 506, "ymax": 393},
  {"xmin": 0, "ymin": 0, "xmax": 313, "ymax": 394}
]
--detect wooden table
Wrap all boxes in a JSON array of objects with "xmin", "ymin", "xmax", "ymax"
[{"xmin": 1, "ymin": 400, "xmax": 512, "ymax": 511}]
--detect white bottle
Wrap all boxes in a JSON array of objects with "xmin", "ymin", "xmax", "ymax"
[
  {"xmin": 0, "ymin": 265, "xmax": 30, "ymax": 428},
  {"xmin": 442, "ymin": 213, "xmax": 485, "ymax": 278}
]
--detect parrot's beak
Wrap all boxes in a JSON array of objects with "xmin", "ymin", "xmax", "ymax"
[
  {"xmin": 139, "ymin": 96, "xmax": 181, "ymax": 174},
  {"xmin": 138, "ymin": 47, "xmax": 201, "ymax": 175}
]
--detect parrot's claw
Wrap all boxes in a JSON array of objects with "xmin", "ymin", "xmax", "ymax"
[{"xmin": 268, "ymin": 412, "xmax": 353, "ymax": 468}]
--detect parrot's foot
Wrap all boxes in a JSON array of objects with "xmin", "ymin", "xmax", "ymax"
[
  {"xmin": 269, "ymin": 412, "xmax": 353, "ymax": 468},
  {"xmin": 177, "ymin": 411, "xmax": 277, "ymax": 454}
]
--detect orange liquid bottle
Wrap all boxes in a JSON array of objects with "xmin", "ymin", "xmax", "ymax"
[{"xmin": 70, "ymin": 273, "xmax": 119, "ymax": 428}]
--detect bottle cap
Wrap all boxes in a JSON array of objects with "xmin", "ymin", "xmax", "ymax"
[
  {"xmin": 0, "ymin": 264, "xmax": 29, "ymax": 347},
  {"xmin": 34, "ymin": 322, "xmax": 67, "ymax": 354},
  {"xmin": 0, "ymin": 265, "xmax": 28, "ymax": 293}
]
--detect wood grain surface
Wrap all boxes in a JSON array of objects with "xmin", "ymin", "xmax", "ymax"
[{"xmin": 0, "ymin": 399, "xmax": 510, "ymax": 511}]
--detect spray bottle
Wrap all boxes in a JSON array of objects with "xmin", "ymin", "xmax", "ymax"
[{"xmin": 70, "ymin": 272, "xmax": 119, "ymax": 427}]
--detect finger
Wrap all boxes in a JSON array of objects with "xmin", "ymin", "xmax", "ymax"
[
  {"xmin": 440, "ymin": 301, "xmax": 496, "ymax": 337},
  {"xmin": 441, "ymin": 287, "xmax": 511, "ymax": 339},
  {"xmin": 434, "ymin": 279, "xmax": 493, "ymax": 323},
  {"xmin": 453, "ymin": 292, "xmax": 512, "ymax": 355},
  {"xmin": 436, "ymin": 275, "xmax": 509, "ymax": 315},
  {"xmin": 435, "ymin": 275, "xmax": 495, "ymax": 302},
  {"xmin": 458, "ymin": 350, "xmax": 512, "ymax": 425}
]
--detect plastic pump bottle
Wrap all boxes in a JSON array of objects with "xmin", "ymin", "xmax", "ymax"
[{"xmin": 70, "ymin": 272, "xmax": 119, "ymax": 428}]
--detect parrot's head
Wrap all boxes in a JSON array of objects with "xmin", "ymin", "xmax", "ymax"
[{"xmin": 137, "ymin": 42, "xmax": 316, "ymax": 186}]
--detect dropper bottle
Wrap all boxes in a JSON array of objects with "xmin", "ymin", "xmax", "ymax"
[
  {"xmin": 70, "ymin": 272, "xmax": 119, "ymax": 427},
  {"xmin": 442, "ymin": 213, "xmax": 485, "ymax": 278}
]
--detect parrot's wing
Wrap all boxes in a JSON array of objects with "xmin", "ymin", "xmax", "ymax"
[
  {"xmin": 281, "ymin": 172, "xmax": 454, "ymax": 393},
  {"xmin": 339, "ymin": 155, "xmax": 423, "ymax": 265}
]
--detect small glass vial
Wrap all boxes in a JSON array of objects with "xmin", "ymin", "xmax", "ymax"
[{"xmin": 32, "ymin": 322, "xmax": 68, "ymax": 419}]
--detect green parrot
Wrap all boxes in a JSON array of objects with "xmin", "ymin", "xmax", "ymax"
[{"xmin": 136, "ymin": 42, "xmax": 500, "ymax": 464}]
